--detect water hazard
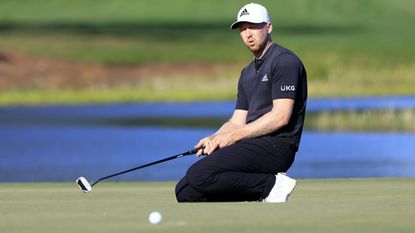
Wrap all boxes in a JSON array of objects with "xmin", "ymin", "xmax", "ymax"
[{"xmin": 1, "ymin": 97, "xmax": 415, "ymax": 182}]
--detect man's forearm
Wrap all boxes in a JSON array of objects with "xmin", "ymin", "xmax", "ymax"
[
  {"xmin": 231, "ymin": 99, "xmax": 294, "ymax": 141},
  {"xmin": 204, "ymin": 110, "xmax": 288, "ymax": 153},
  {"xmin": 215, "ymin": 120, "xmax": 244, "ymax": 135},
  {"xmin": 235, "ymin": 110, "xmax": 289, "ymax": 139}
]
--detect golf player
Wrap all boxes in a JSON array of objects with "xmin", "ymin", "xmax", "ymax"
[{"xmin": 176, "ymin": 3, "xmax": 307, "ymax": 202}]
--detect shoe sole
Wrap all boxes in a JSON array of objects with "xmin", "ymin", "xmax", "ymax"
[{"xmin": 284, "ymin": 179, "xmax": 297, "ymax": 202}]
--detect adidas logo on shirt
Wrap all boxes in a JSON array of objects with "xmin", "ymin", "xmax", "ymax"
[
  {"xmin": 239, "ymin": 8, "xmax": 249, "ymax": 17},
  {"xmin": 261, "ymin": 74, "xmax": 269, "ymax": 82}
]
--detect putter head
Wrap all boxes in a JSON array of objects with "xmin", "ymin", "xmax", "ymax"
[{"xmin": 76, "ymin": 177, "xmax": 92, "ymax": 193}]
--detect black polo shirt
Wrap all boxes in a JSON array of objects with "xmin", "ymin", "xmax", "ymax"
[{"xmin": 235, "ymin": 42, "xmax": 307, "ymax": 150}]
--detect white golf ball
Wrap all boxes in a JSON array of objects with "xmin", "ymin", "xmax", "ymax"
[{"xmin": 148, "ymin": 211, "xmax": 162, "ymax": 224}]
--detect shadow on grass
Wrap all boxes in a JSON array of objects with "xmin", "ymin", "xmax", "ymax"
[
  {"xmin": 0, "ymin": 116, "xmax": 226, "ymax": 128},
  {"xmin": 78, "ymin": 117, "xmax": 225, "ymax": 128}
]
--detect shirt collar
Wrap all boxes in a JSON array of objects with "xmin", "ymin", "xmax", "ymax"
[{"xmin": 254, "ymin": 42, "xmax": 275, "ymax": 70}]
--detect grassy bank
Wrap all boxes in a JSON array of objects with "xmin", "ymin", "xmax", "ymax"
[
  {"xmin": 29, "ymin": 109, "xmax": 412, "ymax": 132},
  {"xmin": 1, "ymin": 0, "xmax": 415, "ymax": 105},
  {"xmin": 1, "ymin": 54, "xmax": 415, "ymax": 105},
  {"xmin": 305, "ymin": 109, "xmax": 415, "ymax": 132},
  {"xmin": 1, "ymin": 180, "xmax": 414, "ymax": 233}
]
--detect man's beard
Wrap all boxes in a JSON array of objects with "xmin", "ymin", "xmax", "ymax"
[{"xmin": 247, "ymin": 39, "xmax": 268, "ymax": 55}]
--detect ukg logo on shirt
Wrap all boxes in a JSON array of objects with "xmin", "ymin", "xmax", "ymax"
[{"xmin": 280, "ymin": 85, "xmax": 295, "ymax": 91}]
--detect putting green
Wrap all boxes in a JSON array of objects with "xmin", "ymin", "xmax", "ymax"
[{"xmin": 1, "ymin": 179, "xmax": 414, "ymax": 233}]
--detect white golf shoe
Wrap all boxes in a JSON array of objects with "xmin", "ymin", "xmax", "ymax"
[{"xmin": 263, "ymin": 173, "xmax": 296, "ymax": 203}]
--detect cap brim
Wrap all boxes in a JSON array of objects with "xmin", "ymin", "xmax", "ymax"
[
  {"xmin": 230, "ymin": 21, "xmax": 268, "ymax": 30},
  {"xmin": 230, "ymin": 21, "xmax": 252, "ymax": 30},
  {"xmin": 230, "ymin": 21, "xmax": 240, "ymax": 30}
]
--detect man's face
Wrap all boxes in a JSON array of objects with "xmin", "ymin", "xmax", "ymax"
[{"xmin": 239, "ymin": 22, "xmax": 272, "ymax": 56}]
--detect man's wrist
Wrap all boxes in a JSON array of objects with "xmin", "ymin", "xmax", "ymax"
[{"xmin": 233, "ymin": 127, "xmax": 249, "ymax": 141}]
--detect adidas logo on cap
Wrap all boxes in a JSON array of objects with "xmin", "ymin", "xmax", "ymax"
[{"xmin": 239, "ymin": 8, "xmax": 249, "ymax": 17}]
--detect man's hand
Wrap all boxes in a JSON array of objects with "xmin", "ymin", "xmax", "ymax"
[
  {"xmin": 195, "ymin": 131, "xmax": 241, "ymax": 156},
  {"xmin": 194, "ymin": 109, "xmax": 247, "ymax": 156},
  {"xmin": 195, "ymin": 136, "xmax": 214, "ymax": 156}
]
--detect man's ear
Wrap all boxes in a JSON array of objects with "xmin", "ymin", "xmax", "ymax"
[{"xmin": 267, "ymin": 23, "xmax": 273, "ymax": 34}]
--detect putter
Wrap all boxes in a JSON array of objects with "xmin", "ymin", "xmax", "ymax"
[{"xmin": 76, "ymin": 147, "xmax": 203, "ymax": 193}]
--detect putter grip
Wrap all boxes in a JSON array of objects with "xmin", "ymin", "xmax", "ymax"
[{"xmin": 186, "ymin": 147, "xmax": 205, "ymax": 155}]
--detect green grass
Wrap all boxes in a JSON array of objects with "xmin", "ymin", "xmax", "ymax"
[
  {"xmin": 1, "ymin": 180, "xmax": 414, "ymax": 233},
  {"xmin": 0, "ymin": 69, "xmax": 240, "ymax": 105},
  {"xmin": 1, "ymin": 0, "xmax": 414, "ymax": 63},
  {"xmin": 0, "ymin": 89, "xmax": 235, "ymax": 105}
]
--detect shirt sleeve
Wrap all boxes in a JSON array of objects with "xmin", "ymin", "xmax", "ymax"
[
  {"xmin": 271, "ymin": 53, "xmax": 301, "ymax": 100},
  {"xmin": 235, "ymin": 70, "xmax": 249, "ymax": 110}
]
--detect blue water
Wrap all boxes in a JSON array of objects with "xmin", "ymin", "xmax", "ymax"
[
  {"xmin": 1, "ymin": 125, "xmax": 414, "ymax": 182},
  {"xmin": 1, "ymin": 97, "xmax": 415, "ymax": 182}
]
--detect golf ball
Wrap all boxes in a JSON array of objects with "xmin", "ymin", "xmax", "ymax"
[{"xmin": 148, "ymin": 211, "xmax": 162, "ymax": 224}]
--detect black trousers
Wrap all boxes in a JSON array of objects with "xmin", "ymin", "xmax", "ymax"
[{"xmin": 175, "ymin": 136, "xmax": 296, "ymax": 202}]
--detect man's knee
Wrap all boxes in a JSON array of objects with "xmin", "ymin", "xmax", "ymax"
[
  {"xmin": 185, "ymin": 162, "xmax": 212, "ymax": 189},
  {"xmin": 175, "ymin": 186, "xmax": 188, "ymax": 202},
  {"xmin": 175, "ymin": 178, "xmax": 206, "ymax": 202},
  {"xmin": 175, "ymin": 178, "xmax": 190, "ymax": 202},
  {"xmin": 176, "ymin": 155, "xmax": 220, "ymax": 201}
]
